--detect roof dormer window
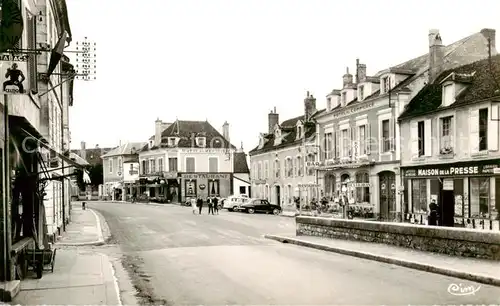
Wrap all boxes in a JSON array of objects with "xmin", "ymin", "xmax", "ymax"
[
  {"xmin": 326, "ymin": 97, "xmax": 332, "ymax": 111},
  {"xmin": 341, "ymin": 92, "xmax": 347, "ymax": 106},
  {"xmin": 358, "ymin": 85, "xmax": 364, "ymax": 101},
  {"xmin": 168, "ymin": 137, "xmax": 178, "ymax": 147},
  {"xmin": 442, "ymin": 83, "xmax": 455, "ymax": 107},
  {"xmin": 148, "ymin": 140, "xmax": 153, "ymax": 149},
  {"xmin": 381, "ymin": 75, "xmax": 391, "ymax": 94},
  {"xmin": 196, "ymin": 137, "xmax": 206, "ymax": 147},
  {"xmin": 296, "ymin": 124, "xmax": 303, "ymax": 140}
]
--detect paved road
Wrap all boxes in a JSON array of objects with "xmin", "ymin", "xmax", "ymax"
[{"xmin": 91, "ymin": 202, "xmax": 500, "ymax": 305}]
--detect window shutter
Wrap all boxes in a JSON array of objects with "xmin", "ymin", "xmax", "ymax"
[
  {"xmin": 335, "ymin": 131, "xmax": 340, "ymax": 158},
  {"xmin": 352, "ymin": 125, "xmax": 358, "ymax": 159},
  {"xmin": 424, "ymin": 119, "xmax": 432, "ymax": 156},
  {"xmin": 323, "ymin": 134, "xmax": 327, "ymax": 160},
  {"xmin": 488, "ymin": 105, "xmax": 499, "ymax": 151},
  {"xmin": 366, "ymin": 124, "xmax": 371, "ymax": 155},
  {"xmin": 410, "ymin": 121, "xmax": 418, "ymax": 157},
  {"xmin": 347, "ymin": 126, "xmax": 352, "ymax": 157},
  {"xmin": 470, "ymin": 109, "xmax": 480, "ymax": 154},
  {"xmin": 389, "ymin": 118, "xmax": 395, "ymax": 151},
  {"xmin": 450, "ymin": 116, "xmax": 455, "ymax": 150}
]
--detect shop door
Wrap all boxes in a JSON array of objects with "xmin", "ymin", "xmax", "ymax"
[
  {"xmin": 379, "ymin": 171, "xmax": 396, "ymax": 220},
  {"xmin": 440, "ymin": 178, "xmax": 458, "ymax": 227},
  {"xmin": 276, "ymin": 186, "xmax": 281, "ymax": 206}
]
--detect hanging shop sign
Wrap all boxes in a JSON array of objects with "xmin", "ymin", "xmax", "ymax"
[
  {"xmin": 403, "ymin": 160, "xmax": 500, "ymax": 177},
  {"xmin": 1, "ymin": 53, "xmax": 29, "ymax": 94},
  {"xmin": 182, "ymin": 173, "xmax": 230, "ymax": 180}
]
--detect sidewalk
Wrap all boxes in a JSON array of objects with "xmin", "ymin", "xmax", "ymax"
[
  {"xmin": 12, "ymin": 204, "xmax": 123, "ymax": 305},
  {"xmin": 265, "ymin": 234, "xmax": 500, "ymax": 287}
]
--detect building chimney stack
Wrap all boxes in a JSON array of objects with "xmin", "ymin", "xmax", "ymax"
[
  {"xmin": 268, "ymin": 107, "xmax": 279, "ymax": 134},
  {"xmin": 155, "ymin": 118, "xmax": 163, "ymax": 146},
  {"xmin": 342, "ymin": 67, "xmax": 353, "ymax": 87},
  {"xmin": 304, "ymin": 91, "xmax": 317, "ymax": 122},
  {"xmin": 223, "ymin": 121, "xmax": 230, "ymax": 141},
  {"xmin": 356, "ymin": 59, "xmax": 367, "ymax": 83},
  {"xmin": 428, "ymin": 29, "xmax": 445, "ymax": 83}
]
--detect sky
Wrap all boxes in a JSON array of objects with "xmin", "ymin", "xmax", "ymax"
[{"xmin": 66, "ymin": 0, "xmax": 500, "ymax": 151}]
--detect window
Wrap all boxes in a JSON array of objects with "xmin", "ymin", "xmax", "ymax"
[
  {"xmin": 292, "ymin": 158, "xmax": 297, "ymax": 176},
  {"xmin": 307, "ymin": 154, "xmax": 315, "ymax": 176},
  {"xmin": 341, "ymin": 92, "xmax": 347, "ymax": 105},
  {"xmin": 141, "ymin": 160, "xmax": 147, "ymax": 174},
  {"xmin": 382, "ymin": 120, "xmax": 390, "ymax": 152},
  {"xmin": 118, "ymin": 157, "xmax": 123, "ymax": 173},
  {"xmin": 149, "ymin": 159, "xmax": 156, "ymax": 173},
  {"xmin": 208, "ymin": 179, "xmax": 220, "ymax": 196},
  {"xmin": 355, "ymin": 172, "xmax": 370, "ymax": 203},
  {"xmin": 383, "ymin": 76, "xmax": 391, "ymax": 93},
  {"xmin": 327, "ymin": 97, "xmax": 332, "ymax": 110},
  {"xmin": 286, "ymin": 158, "xmax": 293, "ymax": 177},
  {"xmin": 443, "ymin": 84, "xmax": 454, "ymax": 106},
  {"xmin": 359, "ymin": 85, "xmax": 364, "ymax": 100},
  {"xmin": 264, "ymin": 161, "xmax": 269, "ymax": 178},
  {"xmin": 441, "ymin": 116, "xmax": 453, "ymax": 152},
  {"xmin": 275, "ymin": 159, "xmax": 280, "ymax": 178},
  {"xmin": 325, "ymin": 133, "xmax": 333, "ymax": 159},
  {"xmin": 341, "ymin": 129, "xmax": 349, "ymax": 157},
  {"xmin": 358, "ymin": 125, "xmax": 366, "ymax": 155},
  {"xmin": 297, "ymin": 156, "xmax": 303, "ymax": 176},
  {"xmin": 158, "ymin": 158, "xmax": 163, "ymax": 172},
  {"xmin": 209, "ymin": 157, "xmax": 218, "ymax": 172},
  {"xmin": 287, "ymin": 185, "xmax": 292, "ymax": 204},
  {"xmin": 479, "ymin": 108, "xmax": 488, "ymax": 151},
  {"xmin": 417, "ymin": 121, "xmax": 425, "ymax": 156},
  {"xmin": 186, "ymin": 157, "xmax": 195, "ymax": 172},
  {"xmin": 196, "ymin": 137, "xmax": 206, "ymax": 147},
  {"xmin": 297, "ymin": 126, "xmax": 302, "ymax": 138},
  {"xmin": 109, "ymin": 159, "xmax": 113, "ymax": 173},
  {"xmin": 411, "ymin": 179, "xmax": 427, "ymax": 213},
  {"xmin": 168, "ymin": 137, "xmax": 176, "ymax": 146},
  {"xmin": 168, "ymin": 157, "xmax": 178, "ymax": 172},
  {"xmin": 469, "ymin": 178, "xmax": 489, "ymax": 218},
  {"xmin": 258, "ymin": 162, "xmax": 262, "ymax": 179}
]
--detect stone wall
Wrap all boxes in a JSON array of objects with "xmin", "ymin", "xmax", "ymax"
[{"xmin": 296, "ymin": 216, "xmax": 500, "ymax": 260}]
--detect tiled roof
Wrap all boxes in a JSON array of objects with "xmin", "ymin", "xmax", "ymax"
[
  {"xmin": 141, "ymin": 120, "xmax": 236, "ymax": 151},
  {"xmin": 70, "ymin": 147, "xmax": 115, "ymax": 165},
  {"xmin": 249, "ymin": 109, "xmax": 324, "ymax": 155},
  {"xmin": 399, "ymin": 54, "xmax": 500, "ymax": 120},
  {"xmin": 101, "ymin": 142, "xmax": 146, "ymax": 158},
  {"xmin": 233, "ymin": 152, "xmax": 250, "ymax": 173}
]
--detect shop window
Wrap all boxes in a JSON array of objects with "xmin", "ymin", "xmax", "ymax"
[
  {"xmin": 479, "ymin": 108, "xmax": 488, "ymax": 151},
  {"xmin": 185, "ymin": 180, "xmax": 197, "ymax": 197},
  {"xmin": 411, "ymin": 179, "xmax": 427, "ymax": 213},
  {"xmin": 469, "ymin": 177, "xmax": 489, "ymax": 218},
  {"xmin": 355, "ymin": 172, "xmax": 370, "ymax": 203},
  {"xmin": 324, "ymin": 173, "xmax": 335, "ymax": 199},
  {"xmin": 208, "ymin": 179, "xmax": 220, "ymax": 196}
]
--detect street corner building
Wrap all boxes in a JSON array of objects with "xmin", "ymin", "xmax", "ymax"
[
  {"xmin": 249, "ymin": 94, "xmax": 324, "ymax": 216},
  {"xmin": 127, "ymin": 119, "xmax": 250, "ymax": 203},
  {"xmin": 398, "ymin": 45, "xmax": 500, "ymax": 231},
  {"xmin": 1, "ymin": 0, "xmax": 87, "ymax": 286}
]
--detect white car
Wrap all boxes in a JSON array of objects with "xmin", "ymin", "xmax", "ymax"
[{"xmin": 223, "ymin": 195, "xmax": 249, "ymax": 211}]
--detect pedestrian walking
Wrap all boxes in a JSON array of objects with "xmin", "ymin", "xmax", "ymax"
[
  {"xmin": 207, "ymin": 196, "xmax": 214, "ymax": 215},
  {"xmin": 213, "ymin": 196, "xmax": 219, "ymax": 215},
  {"xmin": 197, "ymin": 197, "xmax": 203, "ymax": 214},
  {"xmin": 190, "ymin": 197, "xmax": 197, "ymax": 214}
]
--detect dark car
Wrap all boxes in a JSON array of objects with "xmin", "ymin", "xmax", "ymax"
[{"xmin": 240, "ymin": 199, "xmax": 281, "ymax": 215}]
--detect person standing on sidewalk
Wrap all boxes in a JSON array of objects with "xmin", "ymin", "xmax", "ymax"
[
  {"xmin": 190, "ymin": 197, "xmax": 197, "ymax": 214},
  {"xmin": 197, "ymin": 197, "xmax": 203, "ymax": 214},
  {"xmin": 207, "ymin": 196, "xmax": 214, "ymax": 215},
  {"xmin": 213, "ymin": 196, "xmax": 219, "ymax": 215}
]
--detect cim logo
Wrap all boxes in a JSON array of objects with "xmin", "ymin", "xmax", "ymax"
[{"xmin": 447, "ymin": 283, "xmax": 481, "ymax": 296}]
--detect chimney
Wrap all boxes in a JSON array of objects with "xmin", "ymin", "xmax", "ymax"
[
  {"xmin": 304, "ymin": 91, "xmax": 317, "ymax": 122},
  {"xmin": 155, "ymin": 118, "xmax": 162, "ymax": 146},
  {"xmin": 80, "ymin": 141, "xmax": 86, "ymax": 160},
  {"xmin": 481, "ymin": 28, "xmax": 496, "ymax": 51},
  {"xmin": 342, "ymin": 67, "xmax": 353, "ymax": 88},
  {"xmin": 428, "ymin": 29, "xmax": 445, "ymax": 83},
  {"xmin": 356, "ymin": 59, "xmax": 367, "ymax": 83},
  {"xmin": 268, "ymin": 106, "xmax": 279, "ymax": 134},
  {"xmin": 222, "ymin": 121, "xmax": 230, "ymax": 141}
]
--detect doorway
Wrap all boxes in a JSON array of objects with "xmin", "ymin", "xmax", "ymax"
[
  {"xmin": 379, "ymin": 171, "xmax": 396, "ymax": 220},
  {"xmin": 439, "ymin": 178, "xmax": 462, "ymax": 227},
  {"xmin": 275, "ymin": 185, "xmax": 281, "ymax": 205}
]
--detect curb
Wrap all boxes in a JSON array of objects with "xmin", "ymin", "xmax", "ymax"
[
  {"xmin": 56, "ymin": 209, "xmax": 105, "ymax": 247},
  {"xmin": 264, "ymin": 234, "xmax": 500, "ymax": 287}
]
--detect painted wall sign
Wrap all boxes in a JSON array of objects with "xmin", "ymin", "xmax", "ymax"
[
  {"xmin": 403, "ymin": 160, "xmax": 500, "ymax": 177},
  {"xmin": 181, "ymin": 148, "xmax": 231, "ymax": 154},
  {"xmin": 332, "ymin": 102, "xmax": 375, "ymax": 119},
  {"xmin": 182, "ymin": 173, "xmax": 230, "ymax": 180}
]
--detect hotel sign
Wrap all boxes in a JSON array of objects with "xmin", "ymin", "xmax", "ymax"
[
  {"xmin": 333, "ymin": 102, "xmax": 374, "ymax": 119},
  {"xmin": 182, "ymin": 173, "xmax": 230, "ymax": 179},
  {"xmin": 403, "ymin": 160, "xmax": 500, "ymax": 177},
  {"xmin": 181, "ymin": 148, "xmax": 231, "ymax": 153}
]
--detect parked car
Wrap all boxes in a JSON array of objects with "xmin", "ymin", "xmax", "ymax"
[
  {"xmin": 223, "ymin": 195, "xmax": 249, "ymax": 211},
  {"xmin": 240, "ymin": 199, "xmax": 281, "ymax": 215}
]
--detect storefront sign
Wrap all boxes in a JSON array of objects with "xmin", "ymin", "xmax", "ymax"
[
  {"xmin": 403, "ymin": 160, "xmax": 500, "ymax": 177},
  {"xmin": 253, "ymin": 179, "xmax": 266, "ymax": 184},
  {"xmin": 163, "ymin": 171, "xmax": 178, "ymax": 179},
  {"xmin": 182, "ymin": 173, "xmax": 229, "ymax": 180},
  {"xmin": 180, "ymin": 148, "xmax": 230, "ymax": 154},
  {"xmin": 332, "ymin": 102, "xmax": 375, "ymax": 119},
  {"xmin": 443, "ymin": 179, "xmax": 454, "ymax": 190},
  {"xmin": 352, "ymin": 183, "xmax": 371, "ymax": 187},
  {"xmin": 298, "ymin": 183, "xmax": 320, "ymax": 188}
]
